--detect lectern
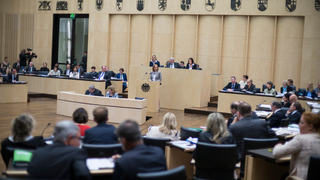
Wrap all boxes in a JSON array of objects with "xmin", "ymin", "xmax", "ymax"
[{"xmin": 136, "ymin": 80, "xmax": 160, "ymax": 112}]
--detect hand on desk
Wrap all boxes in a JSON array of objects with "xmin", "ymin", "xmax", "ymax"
[
  {"xmin": 227, "ymin": 89, "xmax": 234, "ymax": 92},
  {"xmin": 112, "ymin": 154, "xmax": 121, "ymax": 161}
]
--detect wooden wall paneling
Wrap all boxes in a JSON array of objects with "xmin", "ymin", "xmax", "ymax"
[
  {"xmin": 271, "ymin": 17, "xmax": 278, "ymax": 84},
  {"xmin": 244, "ymin": 16, "xmax": 250, "ymax": 75},
  {"xmin": 126, "ymin": 15, "xmax": 131, "ymax": 75},
  {"xmin": 171, "ymin": 15, "xmax": 175, "ymax": 58},
  {"xmin": 4, "ymin": 14, "xmax": 19, "ymax": 65},
  {"xmin": 217, "ymin": 16, "xmax": 224, "ymax": 91},
  {"xmin": 148, "ymin": 15, "xmax": 153, "ymax": 64},
  {"xmin": 194, "ymin": 15, "xmax": 199, "ymax": 62},
  {"xmin": 0, "ymin": 13, "xmax": 3, "ymax": 61},
  {"xmin": 20, "ymin": 14, "xmax": 34, "ymax": 64}
]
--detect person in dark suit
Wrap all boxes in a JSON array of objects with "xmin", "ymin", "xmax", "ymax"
[
  {"xmin": 90, "ymin": 66, "xmax": 98, "ymax": 78},
  {"xmin": 13, "ymin": 59, "xmax": 20, "ymax": 72},
  {"xmin": 83, "ymin": 107, "xmax": 118, "ymax": 144},
  {"xmin": 19, "ymin": 49, "xmax": 32, "ymax": 72},
  {"xmin": 1, "ymin": 114, "xmax": 46, "ymax": 167},
  {"xmin": 112, "ymin": 120, "xmax": 167, "ymax": 180},
  {"xmin": 25, "ymin": 62, "xmax": 36, "ymax": 73},
  {"xmin": 81, "ymin": 51, "xmax": 87, "ymax": 71},
  {"xmin": 280, "ymin": 80, "xmax": 293, "ymax": 93},
  {"xmin": 149, "ymin": 55, "xmax": 160, "ymax": 67},
  {"xmin": 64, "ymin": 64, "xmax": 71, "ymax": 76},
  {"xmin": 39, "ymin": 62, "xmax": 49, "ymax": 72},
  {"xmin": 6, "ymin": 68, "xmax": 19, "ymax": 82},
  {"xmin": 281, "ymin": 93, "xmax": 292, "ymax": 107},
  {"xmin": 288, "ymin": 79, "xmax": 296, "ymax": 91},
  {"xmin": 242, "ymin": 79, "xmax": 256, "ymax": 93},
  {"xmin": 85, "ymin": 85, "xmax": 103, "ymax": 96},
  {"xmin": 227, "ymin": 101, "xmax": 239, "ymax": 127},
  {"xmin": 76, "ymin": 64, "xmax": 85, "ymax": 76},
  {"xmin": 286, "ymin": 101, "xmax": 302, "ymax": 124},
  {"xmin": 266, "ymin": 101, "xmax": 285, "ymax": 128},
  {"xmin": 27, "ymin": 121, "xmax": 91, "ymax": 180},
  {"xmin": 115, "ymin": 68, "xmax": 127, "ymax": 92},
  {"xmin": 223, "ymin": 76, "xmax": 241, "ymax": 91},
  {"xmin": 96, "ymin": 66, "xmax": 116, "ymax": 89},
  {"xmin": 185, "ymin": 58, "xmax": 197, "ymax": 70},
  {"xmin": 165, "ymin": 57, "xmax": 181, "ymax": 68},
  {"xmin": 229, "ymin": 102, "xmax": 276, "ymax": 157}
]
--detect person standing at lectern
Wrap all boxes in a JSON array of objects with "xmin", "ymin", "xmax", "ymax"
[{"xmin": 150, "ymin": 64, "xmax": 162, "ymax": 82}]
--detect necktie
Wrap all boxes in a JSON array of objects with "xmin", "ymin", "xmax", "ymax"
[
  {"xmin": 231, "ymin": 84, "xmax": 234, "ymax": 89},
  {"xmin": 99, "ymin": 72, "xmax": 104, "ymax": 79},
  {"xmin": 12, "ymin": 74, "xmax": 14, "ymax": 82}
]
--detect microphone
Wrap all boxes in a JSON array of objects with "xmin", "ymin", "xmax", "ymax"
[
  {"xmin": 143, "ymin": 72, "xmax": 148, "ymax": 80},
  {"xmin": 41, "ymin": 123, "xmax": 51, "ymax": 137},
  {"xmin": 259, "ymin": 100, "xmax": 266, "ymax": 106}
]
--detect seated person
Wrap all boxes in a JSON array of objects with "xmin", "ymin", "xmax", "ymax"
[
  {"xmin": 27, "ymin": 121, "xmax": 91, "ymax": 179},
  {"xmin": 314, "ymin": 82, "xmax": 320, "ymax": 97},
  {"xmin": 264, "ymin": 81, "xmax": 277, "ymax": 96},
  {"xmin": 115, "ymin": 68, "xmax": 128, "ymax": 92},
  {"xmin": 47, "ymin": 66, "xmax": 61, "ymax": 76},
  {"xmin": 273, "ymin": 113, "xmax": 320, "ymax": 180},
  {"xmin": 113, "ymin": 120, "xmax": 167, "ymax": 180},
  {"xmin": 76, "ymin": 64, "xmax": 85, "ymax": 76},
  {"xmin": 64, "ymin": 64, "xmax": 71, "ymax": 76},
  {"xmin": 301, "ymin": 82, "xmax": 317, "ymax": 99},
  {"xmin": 106, "ymin": 86, "xmax": 119, "ymax": 98},
  {"xmin": 286, "ymin": 101, "xmax": 302, "ymax": 124},
  {"xmin": 281, "ymin": 93, "xmax": 292, "ymax": 107},
  {"xmin": 280, "ymin": 80, "xmax": 293, "ymax": 93},
  {"xmin": 6, "ymin": 68, "xmax": 19, "ymax": 82},
  {"xmin": 90, "ymin": 66, "xmax": 98, "ymax": 78},
  {"xmin": 13, "ymin": 59, "xmax": 20, "ymax": 72},
  {"xmin": 165, "ymin": 57, "xmax": 181, "ymax": 68},
  {"xmin": 266, "ymin": 101, "xmax": 284, "ymax": 128},
  {"xmin": 149, "ymin": 55, "xmax": 160, "ymax": 67},
  {"xmin": 179, "ymin": 61, "xmax": 185, "ymax": 69},
  {"xmin": 242, "ymin": 79, "xmax": 256, "ymax": 93},
  {"xmin": 1, "ymin": 57, "xmax": 10, "ymax": 74},
  {"xmin": 85, "ymin": 85, "xmax": 103, "ymax": 96},
  {"xmin": 54, "ymin": 63, "xmax": 63, "ymax": 74},
  {"xmin": 186, "ymin": 58, "xmax": 197, "ymax": 70},
  {"xmin": 25, "ymin": 62, "xmax": 36, "ymax": 73},
  {"xmin": 223, "ymin": 76, "xmax": 240, "ymax": 91},
  {"xmin": 146, "ymin": 112, "xmax": 179, "ymax": 141},
  {"xmin": 39, "ymin": 62, "xmax": 49, "ymax": 72},
  {"xmin": 83, "ymin": 107, "xmax": 118, "ymax": 144},
  {"xmin": 73, "ymin": 108, "xmax": 90, "ymax": 136},
  {"xmin": 1, "ymin": 114, "xmax": 46, "ymax": 167},
  {"xmin": 150, "ymin": 64, "xmax": 162, "ymax": 82},
  {"xmin": 288, "ymin": 79, "xmax": 296, "ymax": 91},
  {"xmin": 227, "ymin": 101, "xmax": 239, "ymax": 128},
  {"xmin": 69, "ymin": 66, "xmax": 79, "ymax": 78},
  {"xmin": 239, "ymin": 75, "xmax": 248, "ymax": 89}
]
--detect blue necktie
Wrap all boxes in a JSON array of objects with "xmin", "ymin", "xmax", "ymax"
[
  {"xmin": 99, "ymin": 72, "xmax": 104, "ymax": 79},
  {"xmin": 232, "ymin": 84, "xmax": 235, "ymax": 89}
]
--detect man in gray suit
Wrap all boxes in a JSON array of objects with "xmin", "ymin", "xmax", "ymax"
[{"xmin": 165, "ymin": 57, "xmax": 181, "ymax": 68}]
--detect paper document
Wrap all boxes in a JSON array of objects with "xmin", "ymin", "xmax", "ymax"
[
  {"xmin": 86, "ymin": 158, "xmax": 115, "ymax": 170},
  {"xmin": 171, "ymin": 141, "xmax": 196, "ymax": 150},
  {"xmin": 255, "ymin": 110, "xmax": 271, "ymax": 117}
]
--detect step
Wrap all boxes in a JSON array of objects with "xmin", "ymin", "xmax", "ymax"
[
  {"xmin": 208, "ymin": 101, "xmax": 218, "ymax": 108},
  {"xmin": 210, "ymin": 96, "xmax": 218, "ymax": 102},
  {"xmin": 184, "ymin": 107, "xmax": 232, "ymax": 118}
]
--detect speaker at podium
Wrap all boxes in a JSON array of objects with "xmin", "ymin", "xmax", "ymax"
[{"xmin": 135, "ymin": 80, "xmax": 160, "ymax": 112}]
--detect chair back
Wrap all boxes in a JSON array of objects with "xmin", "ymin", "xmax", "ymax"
[
  {"xmin": 240, "ymin": 138, "xmax": 279, "ymax": 177},
  {"xmin": 84, "ymin": 73, "xmax": 93, "ymax": 79},
  {"xmin": 142, "ymin": 137, "xmax": 171, "ymax": 152},
  {"xmin": 180, "ymin": 126, "xmax": 200, "ymax": 140},
  {"xmin": 307, "ymin": 155, "xmax": 320, "ymax": 180},
  {"xmin": 137, "ymin": 165, "xmax": 186, "ymax": 180},
  {"xmin": 256, "ymin": 88, "xmax": 261, "ymax": 93},
  {"xmin": 82, "ymin": 143, "xmax": 123, "ymax": 158},
  {"xmin": 281, "ymin": 107, "xmax": 290, "ymax": 117},
  {"xmin": 280, "ymin": 118, "xmax": 290, "ymax": 127},
  {"xmin": 195, "ymin": 142, "xmax": 238, "ymax": 180}
]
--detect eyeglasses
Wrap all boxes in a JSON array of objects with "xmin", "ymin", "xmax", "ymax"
[{"xmin": 72, "ymin": 136, "xmax": 82, "ymax": 140}]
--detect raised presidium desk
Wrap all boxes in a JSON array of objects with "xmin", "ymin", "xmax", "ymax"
[
  {"xmin": 218, "ymin": 90, "xmax": 320, "ymax": 114},
  {"xmin": 128, "ymin": 65, "xmax": 211, "ymax": 110},
  {"xmin": 244, "ymin": 148, "xmax": 290, "ymax": 180},
  {"xmin": 57, "ymin": 91, "xmax": 147, "ymax": 125},
  {"xmin": 0, "ymin": 82, "xmax": 28, "ymax": 103},
  {"xmin": 19, "ymin": 74, "xmax": 123, "ymax": 96}
]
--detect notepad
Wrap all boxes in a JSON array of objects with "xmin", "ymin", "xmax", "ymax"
[{"xmin": 86, "ymin": 158, "xmax": 115, "ymax": 170}]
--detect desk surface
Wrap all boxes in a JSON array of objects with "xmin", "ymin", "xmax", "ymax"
[{"xmin": 248, "ymin": 148, "xmax": 291, "ymax": 163}]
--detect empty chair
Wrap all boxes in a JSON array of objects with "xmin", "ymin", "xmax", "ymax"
[
  {"xmin": 180, "ymin": 126, "xmax": 200, "ymax": 140},
  {"xmin": 142, "ymin": 137, "xmax": 171, "ymax": 152},
  {"xmin": 280, "ymin": 118, "xmax": 290, "ymax": 127},
  {"xmin": 297, "ymin": 88, "xmax": 306, "ymax": 96},
  {"xmin": 240, "ymin": 138, "xmax": 279, "ymax": 178},
  {"xmin": 137, "ymin": 165, "xmax": 186, "ymax": 180},
  {"xmin": 255, "ymin": 88, "xmax": 261, "ymax": 93},
  {"xmin": 307, "ymin": 155, "xmax": 320, "ymax": 180},
  {"xmin": 84, "ymin": 73, "xmax": 93, "ymax": 79},
  {"xmin": 82, "ymin": 143, "xmax": 123, "ymax": 158},
  {"xmin": 195, "ymin": 142, "xmax": 238, "ymax": 180}
]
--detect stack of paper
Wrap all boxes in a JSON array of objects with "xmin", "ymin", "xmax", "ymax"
[
  {"xmin": 86, "ymin": 158, "xmax": 115, "ymax": 170},
  {"xmin": 171, "ymin": 141, "xmax": 196, "ymax": 150}
]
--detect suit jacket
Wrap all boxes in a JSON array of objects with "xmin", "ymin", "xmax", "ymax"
[
  {"xmin": 78, "ymin": 68, "xmax": 85, "ymax": 76},
  {"xmin": 288, "ymin": 111, "xmax": 301, "ymax": 124},
  {"xmin": 186, "ymin": 63, "xmax": 197, "ymax": 69},
  {"xmin": 166, "ymin": 62, "xmax": 180, "ymax": 68},
  {"xmin": 58, "ymin": 68, "xmax": 63, "ymax": 75},
  {"xmin": 267, "ymin": 109, "xmax": 285, "ymax": 128},
  {"xmin": 280, "ymin": 86, "xmax": 293, "ymax": 93},
  {"xmin": 302, "ymin": 90, "xmax": 317, "ymax": 99},
  {"xmin": 227, "ymin": 112, "xmax": 258, "ymax": 128},
  {"xmin": 27, "ymin": 142, "xmax": 91, "ymax": 180},
  {"xmin": 281, "ymin": 101, "xmax": 291, "ymax": 108},
  {"xmin": 91, "ymin": 71, "xmax": 98, "ymax": 79},
  {"xmin": 149, "ymin": 60, "xmax": 160, "ymax": 67},
  {"xmin": 64, "ymin": 69, "xmax": 71, "ymax": 76},
  {"xmin": 13, "ymin": 62, "xmax": 20, "ymax": 69},
  {"xmin": 243, "ymin": 84, "xmax": 256, "ymax": 93},
  {"xmin": 223, "ymin": 82, "xmax": 241, "ymax": 91},
  {"xmin": 19, "ymin": 53, "xmax": 32, "ymax": 67},
  {"xmin": 25, "ymin": 66, "xmax": 36, "ymax": 73},
  {"xmin": 97, "ymin": 71, "xmax": 116, "ymax": 88},
  {"xmin": 112, "ymin": 144, "xmax": 167, "ymax": 180},
  {"xmin": 6, "ymin": 73, "xmax": 18, "ymax": 82},
  {"xmin": 39, "ymin": 67, "xmax": 49, "ymax": 72},
  {"xmin": 229, "ymin": 117, "xmax": 276, "ymax": 156},
  {"xmin": 150, "ymin": 71, "xmax": 162, "ymax": 81},
  {"xmin": 115, "ymin": 73, "xmax": 127, "ymax": 82},
  {"xmin": 83, "ymin": 123, "xmax": 118, "ymax": 144},
  {"xmin": 85, "ymin": 89, "xmax": 103, "ymax": 96}
]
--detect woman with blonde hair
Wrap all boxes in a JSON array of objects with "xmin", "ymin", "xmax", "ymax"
[
  {"xmin": 198, "ymin": 112, "xmax": 235, "ymax": 144},
  {"xmin": 106, "ymin": 85, "xmax": 118, "ymax": 98},
  {"xmin": 1, "ymin": 114, "xmax": 46, "ymax": 167},
  {"xmin": 280, "ymin": 80, "xmax": 293, "ymax": 93},
  {"xmin": 146, "ymin": 112, "xmax": 179, "ymax": 141},
  {"xmin": 302, "ymin": 82, "xmax": 316, "ymax": 99}
]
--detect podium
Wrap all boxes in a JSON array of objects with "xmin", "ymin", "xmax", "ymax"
[{"xmin": 136, "ymin": 80, "xmax": 160, "ymax": 112}]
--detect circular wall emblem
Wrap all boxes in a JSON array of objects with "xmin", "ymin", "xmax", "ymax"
[{"xmin": 141, "ymin": 83, "xmax": 150, "ymax": 92}]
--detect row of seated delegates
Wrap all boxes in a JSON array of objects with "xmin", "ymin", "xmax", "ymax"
[
  {"xmin": 1, "ymin": 114, "xmax": 47, "ymax": 167},
  {"xmin": 146, "ymin": 112, "xmax": 180, "ymax": 141},
  {"xmin": 273, "ymin": 112, "xmax": 320, "ymax": 180}
]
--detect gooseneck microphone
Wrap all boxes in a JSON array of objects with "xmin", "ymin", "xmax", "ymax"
[
  {"xmin": 143, "ymin": 72, "xmax": 148, "ymax": 80},
  {"xmin": 259, "ymin": 100, "xmax": 266, "ymax": 105},
  {"xmin": 41, "ymin": 123, "xmax": 51, "ymax": 137}
]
